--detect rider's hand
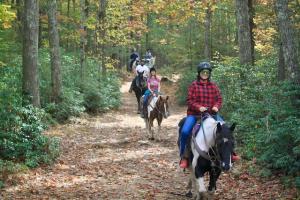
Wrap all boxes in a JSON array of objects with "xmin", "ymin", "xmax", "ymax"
[
  {"xmin": 212, "ymin": 107, "xmax": 219, "ymax": 112},
  {"xmin": 199, "ymin": 107, "xmax": 207, "ymax": 112}
]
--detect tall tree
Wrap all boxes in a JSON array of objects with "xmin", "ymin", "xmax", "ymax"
[
  {"xmin": 47, "ymin": 0, "xmax": 62, "ymax": 103},
  {"xmin": 80, "ymin": 0, "xmax": 87, "ymax": 83},
  {"xmin": 248, "ymin": 0, "xmax": 255, "ymax": 64},
  {"xmin": 278, "ymin": 42, "xmax": 286, "ymax": 81},
  {"xmin": 22, "ymin": 0, "xmax": 40, "ymax": 106},
  {"xmin": 98, "ymin": 0, "xmax": 107, "ymax": 76},
  {"xmin": 235, "ymin": 0, "xmax": 253, "ymax": 65},
  {"xmin": 204, "ymin": 6, "xmax": 212, "ymax": 61},
  {"xmin": 275, "ymin": 0, "xmax": 300, "ymax": 83}
]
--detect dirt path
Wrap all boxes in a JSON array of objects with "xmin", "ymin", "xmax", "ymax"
[{"xmin": 1, "ymin": 80, "xmax": 297, "ymax": 199}]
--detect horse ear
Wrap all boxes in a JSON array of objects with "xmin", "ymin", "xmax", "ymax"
[
  {"xmin": 217, "ymin": 122, "xmax": 222, "ymax": 133},
  {"xmin": 230, "ymin": 123, "xmax": 236, "ymax": 131}
]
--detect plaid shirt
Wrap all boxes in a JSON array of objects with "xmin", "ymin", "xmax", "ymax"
[{"xmin": 187, "ymin": 80, "xmax": 222, "ymax": 115}]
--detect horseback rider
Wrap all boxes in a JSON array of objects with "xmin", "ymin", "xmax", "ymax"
[
  {"xmin": 179, "ymin": 62, "xmax": 239, "ymax": 169},
  {"xmin": 129, "ymin": 59, "xmax": 150, "ymax": 93},
  {"xmin": 141, "ymin": 67, "xmax": 161, "ymax": 118},
  {"xmin": 129, "ymin": 48, "xmax": 139, "ymax": 71},
  {"xmin": 145, "ymin": 49, "xmax": 152, "ymax": 59}
]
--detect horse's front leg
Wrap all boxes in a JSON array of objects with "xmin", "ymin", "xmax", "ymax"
[
  {"xmin": 208, "ymin": 167, "xmax": 221, "ymax": 194},
  {"xmin": 145, "ymin": 118, "xmax": 153, "ymax": 140},
  {"xmin": 156, "ymin": 117, "xmax": 162, "ymax": 141},
  {"xmin": 136, "ymin": 94, "xmax": 141, "ymax": 114},
  {"xmin": 149, "ymin": 119, "xmax": 154, "ymax": 140},
  {"xmin": 192, "ymin": 151, "xmax": 208, "ymax": 200}
]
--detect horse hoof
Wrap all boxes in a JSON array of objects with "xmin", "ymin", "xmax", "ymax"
[
  {"xmin": 149, "ymin": 137, "xmax": 154, "ymax": 141},
  {"xmin": 137, "ymin": 111, "xmax": 140, "ymax": 114},
  {"xmin": 185, "ymin": 191, "xmax": 193, "ymax": 198}
]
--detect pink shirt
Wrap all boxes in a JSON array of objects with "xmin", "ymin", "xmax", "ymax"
[{"xmin": 147, "ymin": 76, "xmax": 160, "ymax": 91}]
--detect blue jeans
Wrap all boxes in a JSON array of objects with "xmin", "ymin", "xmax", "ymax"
[
  {"xmin": 143, "ymin": 90, "xmax": 158, "ymax": 108},
  {"xmin": 179, "ymin": 115, "xmax": 197, "ymax": 157}
]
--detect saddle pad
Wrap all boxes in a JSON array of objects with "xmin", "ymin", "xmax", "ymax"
[{"xmin": 147, "ymin": 96, "xmax": 158, "ymax": 117}]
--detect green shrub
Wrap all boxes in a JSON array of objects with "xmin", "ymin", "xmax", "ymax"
[
  {"xmin": 0, "ymin": 105, "xmax": 60, "ymax": 167},
  {"xmin": 83, "ymin": 73, "xmax": 121, "ymax": 113},
  {"xmin": 45, "ymin": 88, "xmax": 85, "ymax": 122}
]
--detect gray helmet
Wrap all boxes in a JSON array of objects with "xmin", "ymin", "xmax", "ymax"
[{"xmin": 197, "ymin": 62, "xmax": 212, "ymax": 73}]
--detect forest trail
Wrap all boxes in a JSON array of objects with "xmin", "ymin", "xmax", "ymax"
[{"xmin": 1, "ymin": 77, "xmax": 296, "ymax": 200}]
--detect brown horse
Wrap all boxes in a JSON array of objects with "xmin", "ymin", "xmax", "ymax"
[{"xmin": 141, "ymin": 95, "xmax": 170, "ymax": 140}]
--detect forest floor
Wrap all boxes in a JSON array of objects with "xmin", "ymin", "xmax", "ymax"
[{"xmin": 1, "ymin": 75, "xmax": 298, "ymax": 200}]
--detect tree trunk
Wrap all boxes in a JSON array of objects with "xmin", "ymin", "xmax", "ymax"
[
  {"xmin": 38, "ymin": 10, "xmax": 43, "ymax": 48},
  {"xmin": 15, "ymin": 0, "xmax": 23, "ymax": 37},
  {"xmin": 275, "ymin": 0, "xmax": 300, "ymax": 83},
  {"xmin": 80, "ymin": 0, "xmax": 87, "ymax": 83},
  {"xmin": 204, "ymin": 7, "xmax": 212, "ymax": 61},
  {"xmin": 22, "ymin": 0, "xmax": 40, "ymax": 107},
  {"xmin": 48, "ymin": 0, "xmax": 62, "ymax": 103},
  {"xmin": 145, "ymin": 13, "xmax": 151, "ymax": 50},
  {"xmin": 72, "ymin": 0, "xmax": 75, "ymax": 12},
  {"xmin": 85, "ymin": 0, "xmax": 90, "ymax": 53},
  {"xmin": 235, "ymin": 0, "xmax": 253, "ymax": 65},
  {"xmin": 99, "ymin": 0, "xmax": 107, "ymax": 76},
  {"xmin": 278, "ymin": 42, "xmax": 285, "ymax": 81},
  {"xmin": 248, "ymin": 0, "xmax": 255, "ymax": 64},
  {"xmin": 67, "ymin": 0, "xmax": 70, "ymax": 17}
]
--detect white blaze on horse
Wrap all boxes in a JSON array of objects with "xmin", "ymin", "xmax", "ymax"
[
  {"xmin": 182, "ymin": 115, "xmax": 236, "ymax": 199},
  {"xmin": 142, "ymin": 95, "xmax": 170, "ymax": 140}
]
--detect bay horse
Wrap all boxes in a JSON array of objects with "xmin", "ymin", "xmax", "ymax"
[
  {"xmin": 142, "ymin": 95, "xmax": 170, "ymax": 140},
  {"xmin": 132, "ymin": 71, "xmax": 147, "ymax": 113},
  {"xmin": 179, "ymin": 114, "xmax": 236, "ymax": 199}
]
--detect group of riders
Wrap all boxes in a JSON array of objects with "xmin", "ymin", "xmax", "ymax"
[
  {"xmin": 128, "ymin": 48, "xmax": 240, "ymax": 169},
  {"xmin": 128, "ymin": 48, "xmax": 159, "ymax": 118}
]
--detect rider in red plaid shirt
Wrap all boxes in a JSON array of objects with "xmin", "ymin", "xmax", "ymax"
[
  {"xmin": 179, "ymin": 62, "xmax": 239, "ymax": 169},
  {"xmin": 187, "ymin": 77, "xmax": 222, "ymax": 115}
]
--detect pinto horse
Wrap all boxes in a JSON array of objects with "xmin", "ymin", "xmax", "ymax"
[
  {"xmin": 141, "ymin": 95, "xmax": 170, "ymax": 140},
  {"xmin": 132, "ymin": 71, "xmax": 147, "ymax": 113},
  {"xmin": 179, "ymin": 114, "xmax": 236, "ymax": 199}
]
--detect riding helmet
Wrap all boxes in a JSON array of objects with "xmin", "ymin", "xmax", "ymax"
[{"xmin": 197, "ymin": 62, "xmax": 212, "ymax": 73}]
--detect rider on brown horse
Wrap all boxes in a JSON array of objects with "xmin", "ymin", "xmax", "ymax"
[{"xmin": 141, "ymin": 68, "xmax": 161, "ymax": 118}]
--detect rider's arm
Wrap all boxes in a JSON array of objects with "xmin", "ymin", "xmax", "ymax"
[
  {"xmin": 213, "ymin": 84, "xmax": 222, "ymax": 110},
  {"xmin": 157, "ymin": 79, "xmax": 161, "ymax": 93},
  {"xmin": 147, "ymin": 80, "xmax": 153, "ymax": 93},
  {"xmin": 187, "ymin": 82, "xmax": 203, "ymax": 112}
]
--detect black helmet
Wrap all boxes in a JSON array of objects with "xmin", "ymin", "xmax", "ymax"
[
  {"xmin": 150, "ymin": 67, "xmax": 156, "ymax": 73},
  {"xmin": 197, "ymin": 62, "xmax": 212, "ymax": 73}
]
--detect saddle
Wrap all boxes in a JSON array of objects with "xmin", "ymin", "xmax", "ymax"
[{"xmin": 178, "ymin": 114, "xmax": 212, "ymax": 160}]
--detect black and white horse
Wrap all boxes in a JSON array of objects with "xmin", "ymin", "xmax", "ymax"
[{"xmin": 184, "ymin": 115, "xmax": 236, "ymax": 199}]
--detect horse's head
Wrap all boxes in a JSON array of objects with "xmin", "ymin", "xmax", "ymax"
[
  {"xmin": 156, "ymin": 95, "xmax": 170, "ymax": 119},
  {"xmin": 215, "ymin": 122, "xmax": 236, "ymax": 171},
  {"xmin": 136, "ymin": 71, "xmax": 146, "ymax": 88}
]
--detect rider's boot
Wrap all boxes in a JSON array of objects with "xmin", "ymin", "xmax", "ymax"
[
  {"xmin": 179, "ymin": 148, "xmax": 190, "ymax": 168},
  {"xmin": 179, "ymin": 158, "xmax": 189, "ymax": 168},
  {"xmin": 232, "ymin": 151, "xmax": 240, "ymax": 162}
]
